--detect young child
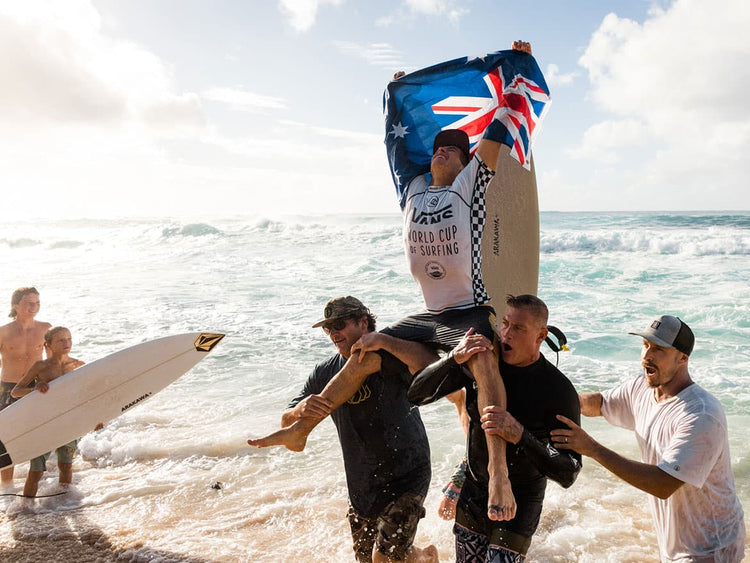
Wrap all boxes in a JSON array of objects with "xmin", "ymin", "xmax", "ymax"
[{"xmin": 12, "ymin": 326, "xmax": 85, "ymax": 497}]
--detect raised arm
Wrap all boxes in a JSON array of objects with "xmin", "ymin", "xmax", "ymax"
[{"xmin": 475, "ymin": 40, "xmax": 534, "ymax": 172}]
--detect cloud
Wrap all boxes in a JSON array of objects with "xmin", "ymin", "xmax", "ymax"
[
  {"xmin": 377, "ymin": 0, "xmax": 468, "ymax": 26},
  {"xmin": 567, "ymin": 0, "xmax": 750, "ymax": 208},
  {"xmin": 0, "ymin": 1, "xmax": 206, "ymax": 133},
  {"xmin": 403, "ymin": 0, "xmax": 468, "ymax": 22},
  {"xmin": 332, "ymin": 41, "xmax": 404, "ymax": 68},
  {"xmin": 277, "ymin": 0, "xmax": 345, "ymax": 32},
  {"xmin": 544, "ymin": 63, "xmax": 578, "ymax": 87},
  {"xmin": 202, "ymin": 87, "xmax": 288, "ymax": 112},
  {"xmin": 566, "ymin": 119, "xmax": 648, "ymax": 163},
  {"xmin": 579, "ymin": 1, "xmax": 750, "ymax": 125}
]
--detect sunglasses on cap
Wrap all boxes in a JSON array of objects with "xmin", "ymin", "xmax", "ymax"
[{"xmin": 322, "ymin": 318, "xmax": 351, "ymax": 333}]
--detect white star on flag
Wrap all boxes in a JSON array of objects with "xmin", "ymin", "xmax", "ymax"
[
  {"xmin": 466, "ymin": 53, "xmax": 490, "ymax": 63},
  {"xmin": 389, "ymin": 122, "xmax": 408, "ymax": 138}
]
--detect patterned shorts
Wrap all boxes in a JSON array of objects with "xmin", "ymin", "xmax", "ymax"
[
  {"xmin": 0, "ymin": 382, "xmax": 17, "ymax": 411},
  {"xmin": 348, "ymin": 492, "xmax": 426, "ymax": 562},
  {"xmin": 455, "ymin": 523, "xmax": 527, "ymax": 563}
]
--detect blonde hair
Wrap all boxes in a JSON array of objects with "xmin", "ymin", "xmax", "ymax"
[{"xmin": 44, "ymin": 326, "xmax": 70, "ymax": 346}]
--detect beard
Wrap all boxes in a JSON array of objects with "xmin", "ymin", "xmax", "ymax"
[{"xmin": 643, "ymin": 362, "xmax": 661, "ymax": 387}]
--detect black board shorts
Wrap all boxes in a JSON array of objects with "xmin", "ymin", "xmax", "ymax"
[
  {"xmin": 0, "ymin": 382, "xmax": 18, "ymax": 411},
  {"xmin": 381, "ymin": 305, "xmax": 497, "ymax": 352}
]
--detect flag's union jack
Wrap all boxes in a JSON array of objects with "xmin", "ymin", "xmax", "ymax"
[{"xmin": 383, "ymin": 50, "xmax": 550, "ymax": 208}]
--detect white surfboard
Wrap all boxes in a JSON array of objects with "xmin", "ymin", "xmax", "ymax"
[
  {"xmin": 0, "ymin": 332, "xmax": 225, "ymax": 469},
  {"xmin": 481, "ymin": 149, "xmax": 540, "ymax": 325}
]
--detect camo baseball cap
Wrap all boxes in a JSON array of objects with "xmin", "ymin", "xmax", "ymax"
[{"xmin": 312, "ymin": 296, "xmax": 370, "ymax": 328}]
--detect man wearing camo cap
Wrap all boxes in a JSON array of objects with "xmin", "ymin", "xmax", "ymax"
[{"xmin": 251, "ymin": 296, "xmax": 439, "ymax": 562}]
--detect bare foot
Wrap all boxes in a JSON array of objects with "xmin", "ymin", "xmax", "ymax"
[
  {"xmin": 408, "ymin": 544, "xmax": 438, "ymax": 563},
  {"xmin": 247, "ymin": 422, "xmax": 308, "ymax": 452},
  {"xmin": 487, "ymin": 474, "xmax": 516, "ymax": 521}
]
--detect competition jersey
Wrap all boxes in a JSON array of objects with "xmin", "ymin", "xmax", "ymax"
[{"xmin": 402, "ymin": 155, "xmax": 495, "ymax": 314}]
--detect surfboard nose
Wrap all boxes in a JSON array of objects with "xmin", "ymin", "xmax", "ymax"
[{"xmin": 194, "ymin": 333, "xmax": 225, "ymax": 352}]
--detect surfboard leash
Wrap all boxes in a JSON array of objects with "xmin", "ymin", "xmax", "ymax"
[
  {"xmin": 0, "ymin": 491, "xmax": 68, "ymax": 498},
  {"xmin": 545, "ymin": 325, "xmax": 570, "ymax": 366}
]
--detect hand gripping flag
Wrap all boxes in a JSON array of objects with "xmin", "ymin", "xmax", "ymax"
[{"xmin": 383, "ymin": 49, "xmax": 550, "ymax": 208}]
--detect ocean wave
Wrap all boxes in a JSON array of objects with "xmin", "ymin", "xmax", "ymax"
[
  {"xmin": 1, "ymin": 237, "xmax": 42, "ymax": 248},
  {"xmin": 643, "ymin": 214, "xmax": 750, "ymax": 229},
  {"xmin": 161, "ymin": 223, "xmax": 223, "ymax": 238},
  {"xmin": 541, "ymin": 230, "xmax": 750, "ymax": 255},
  {"xmin": 541, "ymin": 212, "xmax": 750, "ymax": 231},
  {"xmin": 50, "ymin": 240, "xmax": 84, "ymax": 249}
]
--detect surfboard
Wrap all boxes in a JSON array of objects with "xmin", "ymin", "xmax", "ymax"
[
  {"xmin": 0, "ymin": 332, "xmax": 225, "ymax": 469},
  {"xmin": 481, "ymin": 149, "xmax": 540, "ymax": 325}
]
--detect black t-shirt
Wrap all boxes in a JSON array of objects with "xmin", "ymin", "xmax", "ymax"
[{"xmin": 288, "ymin": 352, "xmax": 431, "ymax": 517}]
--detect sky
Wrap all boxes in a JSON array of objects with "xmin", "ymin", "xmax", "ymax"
[{"xmin": 1, "ymin": 0, "xmax": 749, "ymax": 219}]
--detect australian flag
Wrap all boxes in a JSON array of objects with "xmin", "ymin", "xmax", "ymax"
[{"xmin": 383, "ymin": 49, "xmax": 550, "ymax": 208}]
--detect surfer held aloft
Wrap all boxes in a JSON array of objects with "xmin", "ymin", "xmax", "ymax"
[
  {"xmin": 0, "ymin": 286, "xmax": 52, "ymax": 485},
  {"xmin": 12, "ymin": 326, "xmax": 85, "ymax": 498},
  {"xmin": 249, "ymin": 40, "xmax": 537, "ymax": 523},
  {"xmin": 254, "ymin": 296, "xmax": 439, "ymax": 563}
]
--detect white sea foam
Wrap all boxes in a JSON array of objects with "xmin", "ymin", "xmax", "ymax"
[{"xmin": 0, "ymin": 212, "xmax": 748, "ymax": 561}]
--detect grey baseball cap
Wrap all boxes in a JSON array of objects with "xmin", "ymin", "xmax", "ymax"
[{"xmin": 629, "ymin": 315, "xmax": 694, "ymax": 356}]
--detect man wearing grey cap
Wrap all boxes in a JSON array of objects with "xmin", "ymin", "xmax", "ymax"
[{"xmin": 551, "ymin": 315, "xmax": 745, "ymax": 562}]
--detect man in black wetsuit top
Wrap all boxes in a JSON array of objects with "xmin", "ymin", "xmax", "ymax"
[{"xmin": 408, "ymin": 294, "xmax": 581, "ymax": 562}]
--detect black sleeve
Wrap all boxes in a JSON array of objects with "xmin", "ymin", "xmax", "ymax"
[
  {"xmin": 516, "ymin": 373, "xmax": 582, "ymax": 488},
  {"xmin": 516, "ymin": 429, "xmax": 581, "ymax": 488},
  {"xmin": 375, "ymin": 350, "xmax": 412, "ymax": 388},
  {"xmin": 407, "ymin": 353, "xmax": 467, "ymax": 405}
]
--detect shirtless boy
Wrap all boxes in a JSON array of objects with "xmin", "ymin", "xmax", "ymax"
[
  {"xmin": 0, "ymin": 287, "xmax": 51, "ymax": 483},
  {"xmin": 12, "ymin": 326, "xmax": 85, "ymax": 497}
]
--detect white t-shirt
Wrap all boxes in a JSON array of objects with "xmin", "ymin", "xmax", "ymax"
[
  {"xmin": 602, "ymin": 376, "xmax": 746, "ymax": 562},
  {"xmin": 402, "ymin": 155, "xmax": 495, "ymax": 313}
]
